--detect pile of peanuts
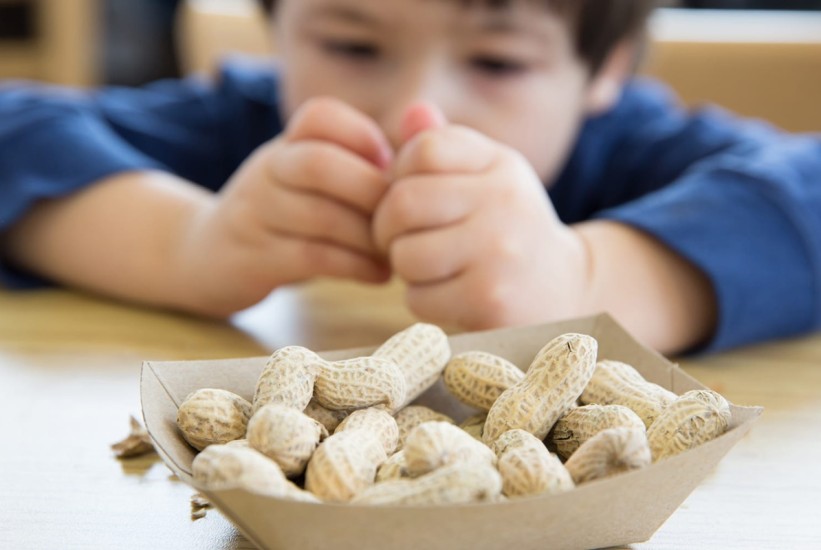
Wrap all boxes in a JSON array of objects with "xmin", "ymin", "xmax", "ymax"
[{"xmin": 176, "ymin": 323, "xmax": 732, "ymax": 506}]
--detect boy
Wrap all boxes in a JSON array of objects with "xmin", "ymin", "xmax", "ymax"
[{"xmin": 0, "ymin": 0, "xmax": 819, "ymax": 355}]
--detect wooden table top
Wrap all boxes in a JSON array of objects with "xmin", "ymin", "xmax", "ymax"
[{"xmin": 1, "ymin": 279, "xmax": 819, "ymax": 549}]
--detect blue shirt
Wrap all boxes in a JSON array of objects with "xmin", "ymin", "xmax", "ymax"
[{"xmin": 1, "ymin": 62, "xmax": 820, "ymax": 352}]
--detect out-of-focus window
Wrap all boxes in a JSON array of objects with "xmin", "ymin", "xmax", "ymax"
[
  {"xmin": 102, "ymin": 0, "xmax": 182, "ymax": 85},
  {"xmin": 0, "ymin": 2, "xmax": 35, "ymax": 41},
  {"xmin": 0, "ymin": 0, "xmax": 98, "ymax": 86},
  {"xmin": 679, "ymin": 0, "xmax": 821, "ymax": 9}
]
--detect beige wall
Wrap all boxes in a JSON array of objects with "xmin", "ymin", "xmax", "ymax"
[{"xmin": 642, "ymin": 9, "xmax": 821, "ymax": 132}]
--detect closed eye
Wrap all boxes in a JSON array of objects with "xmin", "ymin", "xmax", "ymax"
[
  {"xmin": 471, "ymin": 56, "xmax": 528, "ymax": 77},
  {"xmin": 322, "ymin": 40, "xmax": 380, "ymax": 61}
]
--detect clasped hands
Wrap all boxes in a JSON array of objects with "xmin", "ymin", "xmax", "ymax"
[{"xmin": 185, "ymin": 97, "xmax": 590, "ymax": 328}]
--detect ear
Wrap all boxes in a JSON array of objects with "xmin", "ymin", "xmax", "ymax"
[{"xmin": 584, "ymin": 39, "xmax": 638, "ymax": 116}]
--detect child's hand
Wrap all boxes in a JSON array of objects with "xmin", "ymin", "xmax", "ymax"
[
  {"xmin": 179, "ymin": 98, "xmax": 393, "ymax": 316},
  {"xmin": 373, "ymin": 104, "xmax": 592, "ymax": 330}
]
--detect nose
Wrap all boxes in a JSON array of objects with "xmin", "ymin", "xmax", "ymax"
[{"xmin": 380, "ymin": 63, "xmax": 457, "ymax": 150}]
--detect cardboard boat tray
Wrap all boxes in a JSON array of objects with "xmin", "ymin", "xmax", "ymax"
[{"xmin": 141, "ymin": 313, "xmax": 762, "ymax": 550}]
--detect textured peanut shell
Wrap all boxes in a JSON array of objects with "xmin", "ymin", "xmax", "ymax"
[
  {"xmin": 372, "ymin": 323, "xmax": 451, "ymax": 408},
  {"xmin": 647, "ymin": 389, "xmax": 731, "ymax": 461},
  {"xmin": 313, "ymin": 356, "xmax": 406, "ymax": 413},
  {"xmin": 549, "ymin": 404, "xmax": 646, "ymax": 460},
  {"xmin": 375, "ymin": 450, "xmax": 407, "ymax": 483},
  {"xmin": 352, "ymin": 461, "xmax": 502, "ymax": 506},
  {"xmin": 253, "ymin": 346, "xmax": 319, "ymax": 414},
  {"xmin": 403, "ymin": 421, "xmax": 496, "ymax": 478},
  {"xmin": 192, "ymin": 444, "xmax": 318, "ymax": 502},
  {"xmin": 443, "ymin": 350, "xmax": 525, "ymax": 411},
  {"xmin": 303, "ymin": 400, "xmax": 348, "ymax": 433},
  {"xmin": 492, "ymin": 429, "xmax": 574, "ymax": 497},
  {"xmin": 394, "ymin": 405, "xmax": 455, "ymax": 449},
  {"xmin": 483, "ymin": 333, "xmax": 598, "ymax": 445},
  {"xmin": 580, "ymin": 360, "xmax": 677, "ymax": 428},
  {"xmin": 564, "ymin": 427, "xmax": 651, "ymax": 484},
  {"xmin": 176, "ymin": 388, "xmax": 252, "ymax": 451},
  {"xmin": 335, "ymin": 407, "xmax": 400, "ymax": 455},
  {"xmin": 304, "ymin": 429, "xmax": 388, "ymax": 502},
  {"xmin": 246, "ymin": 404, "xmax": 328, "ymax": 477}
]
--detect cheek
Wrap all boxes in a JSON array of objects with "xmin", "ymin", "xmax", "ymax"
[
  {"xmin": 508, "ymin": 106, "xmax": 584, "ymax": 184},
  {"xmin": 278, "ymin": 51, "xmax": 335, "ymax": 120},
  {"xmin": 278, "ymin": 52, "xmax": 390, "ymax": 128},
  {"xmin": 450, "ymin": 70, "xmax": 590, "ymax": 185}
]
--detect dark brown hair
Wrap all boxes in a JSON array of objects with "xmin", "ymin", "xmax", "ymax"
[{"xmin": 257, "ymin": 0, "xmax": 657, "ymax": 74}]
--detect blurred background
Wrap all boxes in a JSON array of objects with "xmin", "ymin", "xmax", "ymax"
[{"xmin": 1, "ymin": 0, "xmax": 820, "ymax": 130}]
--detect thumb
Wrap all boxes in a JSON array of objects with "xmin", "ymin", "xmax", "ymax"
[{"xmin": 399, "ymin": 102, "xmax": 447, "ymax": 146}]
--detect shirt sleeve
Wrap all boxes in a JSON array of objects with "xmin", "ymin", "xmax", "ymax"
[
  {"xmin": 551, "ymin": 78, "xmax": 821, "ymax": 353},
  {"xmin": 0, "ymin": 61, "xmax": 283, "ymax": 288}
]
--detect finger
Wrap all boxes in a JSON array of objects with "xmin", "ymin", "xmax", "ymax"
[
  {"xmin": 266, "ymin": 186, "xmax": 379, "ymax": 256},
  {"xmin": 392, "ymin": 125, "xmax": 498, "ymax": 180},
  {"xmin": 273, "ymin": 140, "xmax": 390, "ymax": 214},
  {"xmin": 400, "ymin": 102, "xmax": 447, "ymax": 145},
  {"xmin": 388, "ymin": 223, "xmax": 473, "ymax": 284},
  {"xmin": 271, "ymin": 235, "xmax": 391, "ymax": 284},
  {"xmin": 286, "ymin": 97, "xmax": 393, "ymax": 169},
  {"xmin": 372, "ymin": 174, "xmax": 479, "ymax": 252},
  {"xmin": 405, "ymin": 272, "xmax": 512, "ymax": 330}
]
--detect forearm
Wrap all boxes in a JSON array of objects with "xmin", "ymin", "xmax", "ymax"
[
  {"xmin": 575, "ymin": 220, "xmax": 717, "ymax": 355},
  {"xmin": 2, "ymin": 171, "xmax": 216, "ymax": 314}
]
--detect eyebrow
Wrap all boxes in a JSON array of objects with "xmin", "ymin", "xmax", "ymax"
[
  {"xmin": 471, "ymin": 12, "xmax": 554, "ymax": 43},
  {"xmin": 305, "ymin": 5, "xmax": 381, "ymax": 27},
  {"xmin": 304, "ymin": 2, "xmax": 553, "ymax": 42},
  {"xmin": 478, "ymin": 17, "xmax": 523, "ymax": 34}
]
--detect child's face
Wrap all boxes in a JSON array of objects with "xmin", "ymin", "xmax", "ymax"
[{"xmin": 273, "ymin": 0, "xmax": 610, "ymax": 182}]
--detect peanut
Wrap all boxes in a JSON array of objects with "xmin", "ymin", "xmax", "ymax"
[
  {"xmin": 443, "ymin": 350, "xmax": 525, "ymax": 411},
  {"xmin": 394, "ymin": 405, "xmax": 455, "ymax": 449},
  {"xmin": 372, "ymin": 323, "xmax": 451, "ymax": 408},
  {"xmin": 549, "ymin": 404, "xmax": 646, "ymax": 460},
  {"xmin": 647, "ymin": 389, "xmax": 731, "ymax": 461},
  {"xmin": 492, "ymin": 429, "xmax": 574, "ymax": 497},
  {"xmin": 177, "ymin": 388, "xmax": 252, "ymax": 451},
  {"xmin": 313, "ymin": 356, "xmax": 407, "ymax": 413},
  {"xmin": 303, "ymin": 400, "xmax": 348, "ymax": 433},
  {"xmin": 253, "ymin": 346, "xmax": 318, "ymax": 414},
  {"xmin": 376, "ymin": 450, "xmax": 408, "ymax": 483},
  {"xmin": 246, "ymin": 403, "xmax": 328, "ymax": 477},
  {"xmin": 580, "ymin": 360, "xmax": 677, "ymax": 428},
  {"xmin": 564, "ymin": 427, "xmax": 652, "ymax": 484},
  {"xmin": 304, "ymin": 429, "xmax": 387, "ymax": 502},
  {"xmin": 403, "ymin": 421, "xmax": 496, "ymax": 478},
  {"xmin": 483, "ymin": 333, "xmax": 598, "ymax": 445},
  {"xmin": 192, "ymin": 444, "xmax": 318, "ymax": 502},
  {"xmin": 352, "ymin": 461, "xmax": 502, "ymax": 506},
  {"xmin": 335, "ymin": 407, "xmax": 400, "ymax": 455}
]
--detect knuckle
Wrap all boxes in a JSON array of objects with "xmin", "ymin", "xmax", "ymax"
[
  {"xmin": 289, "ymin": 97, "xmax": 343, "ymax": 134},
  {"xmin": 290, "ymin": 143, "xmax": 335, "ymax": 189},
  {"xmin": 313, "ymin": 205, "xmax": 341, "ymax": 235},
  {"xmin": 383, "ymin": 181, "xmax": 419, "ymax": 228},
  {"xmin": 487, "ymin": 233, "xmax": 526, "ymax": 264},
  {"xmin": 390, "ymin": 238, "xmax": 422, "ymax": 277},
  {"xmin": 297, "ymin": 240, "xmax": 334, "ymax": 272},
  {"xmin": 469, "ymin": 278, "xmax": 514, "ymax": 328},
  {"xmin": 299, "ymin": 96, "xmax": 340, "ymax": 120}
]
